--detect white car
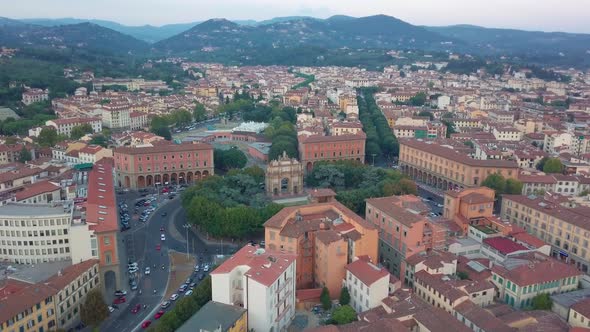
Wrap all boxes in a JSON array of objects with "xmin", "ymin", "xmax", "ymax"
[
  {"xmin": 128, "ymin": 267, "xmax": 139, "ymax": 274},
  {"xmin": 108, "ymin": 306, "xmax": 115, "ymax": 313},
  {"xmin": 185, "ymin": 290, "xmax": 193, "ymax": 296},
  {"xmin": 161, "ymin": 234, "xmax": 166, "ymax": 241},
  {"xmin": 170, "ymin": 294, "xmax": 179, "ymax": 301},
  {"xmin": 144, "ymin": 267, "xmax": 151, "ymax": 275},
  {"xmin": 194, "ymin": 265, "xmax": 200, "ymax": 272},
  {"xmin": 203, "ymin": 264, "xmax": 210, "ymax": 272}
]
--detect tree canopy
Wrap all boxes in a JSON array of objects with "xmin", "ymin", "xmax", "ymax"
[
  {"xmin": 357, "ymin": 88, "xmax": 399, "ymax": 162},
  {"xmin": 18, "ymin": 146, "xmax": 32, "ymax": 163},
  {"xmin": 214, "ymin": 148, "xmax": 248, "ymax": 172},
  {"xmin": 70, "ymin": 123, "xmax": 93, "ymax": 139},
  {"xmin": 331, "ymin": 305, "xmax": 357, "ymax": 325},
  {"xmin": 193, "ymin": 103, "xmax": 207, "ymax": 122},
  {"xmin": 531, "ymin": 293, "xmax": 552, "ymax": 310},
  {"xmin": 37, "ymin": 127, "xmax": 65, "ymax": 147},
  {"xmin": 339, "ymin": 287, "xmax": 351, "ymax": 306},
  {"xmin": 181, "ymin": 168, "xmax": 283, "ymax": 239},
  {"xmin": 481, "ymin": 173, "xmax": 523, "ymax": 196},
  {"xmin": 80, "ymin": 289, "xmax": 109, "ymax": 327},
  {"xmin": 543, "ymin": 158, "xmax": 563, "ymax": 174}
]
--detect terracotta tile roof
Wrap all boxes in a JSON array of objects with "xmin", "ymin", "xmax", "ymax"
[
  {"xmin": 211, "ymin": 245, "xmax": 296, "ymax": 287},
  {"xmin": 454, "ymin": 300, "xmax": 515, "ymax": 332},
  {"xmin": 405, "ymin": 250, "xmax": 457, "ymax": 269},
  {"xmin": 571, "ymin": 298, "xmax": 590, "ymax": 318},
  {"xmin": 414, "ymin": 271, "xmax": 469, "ymax": 303},
  {"xmin": 462, "ymin": 192, "xmax": 494, "ymax": 204},
  {"xmin": 510, "ymin": 231, "xmax": 547, "ymax": 249},
  {"xmin": 15, "ymin": 181, "xmax": 60, "ymax": 201},
  {"xmin": 114, "ymin": 142, "xmax": 213, "ymax": 155},
  {"xmin": 0, "ymin": 259, "xmax": 98, "ymax": 324},
  {"xmin": 366, "ymin": 196, "xmax": 425, "ymax": 227},
  {"xmin": 400, "ymin": 138, "xmax": 519, "ymax": 168},
  {"xmin": 44, "ymin": 259, "xmax": 99, "ymax": 290},
  {"xmin": 492, "ymin": 253, "xmax": 581, "ymax": 286},
  {"xmin": 309, "ymin": 188, "xmax": 336, "ymax": 198},
  {"xmin": 300, "ymin": 132, "xmax": 366, "ymax": 144},
  {"xmin": 0, "ymin": 166, "xmax": 43, "ymax": 184},
  {"xmin": 315, "ymin": 230, "xmax": 342, "ymax": 245},
  {"xmin": 346, "ymin": 258, "xmax": 389, "ymax": 286},
  {"xmin": 86, "ymin": 158, "xmax": 118, "ymax": 233},
  {"xmin": 483, "ymin": 237, "xmax": 530, "ymax": 255}
]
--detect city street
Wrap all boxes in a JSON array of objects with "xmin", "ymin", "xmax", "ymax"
[{"xmin": 99, "ymin": 188, "xmax": 237, "ymax": 332}]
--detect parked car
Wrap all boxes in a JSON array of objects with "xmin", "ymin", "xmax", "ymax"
[
  {"xmin": 114, "ymin": 290, "xmax": 127, "ymax": 297},
  {"xmin": 154, "ymin": 310, "xmax": 165, "ymax": 319},
  {"xmin": 108, "ymin": 306, "xmax": 115, "ymax": 313},
  {"xmin": 161, "ymin": 234, "xmax": 166, "ymax": 241},
  {"xmin": 160, "ymin": 301, "xmax": 170, "ymax": 309},
  {"xmin": 185, "ymin": 290, "xmax": 193, "ymax": 296},
  {"xmin": 141, "ymin": 320, "xmax": 152, "ymax": 329},
  {"xmin": 144, "ymin": 267, "xmax": 151, "ymax": 275},
  {"xmin": 170, "ymin": 294, "xmax": 179, "ymax": 301},
  {"xmin": 156, "ymin": 244, "xmax": 161, "ymax": 251},
  {"xmin": 161, "ymin": 212, "xmax": 167, "ymax": 217}
]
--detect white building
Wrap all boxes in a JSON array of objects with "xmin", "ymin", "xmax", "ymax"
[
  {"xmin": 101, "ymin": 106, "xmax": 131, "ymax": 129},
  {"xmin": 437, "ymin": 95, "xmax": 451, "ymax": 109},
  {"xmin": 544, "ymin": 132, "xmax": 573, "ymax": 154},
  {"xmin": 22, "ymin": 88, "xmax": 49, "ymax": 105},
  {"xmin": 344, "ymin": 257, "xmax": 390, "ymax": 313},
  {"xmin": 46, "ymin": 118, "xmax": 102, "ymax": 137},
  {"xmin": 211, "ymin": 245, "xmax": 297, "ymax": 332},
  {"xmin": 492, "ymin": 126, "xmax": 523, "ymax": 141},
  {"xmin": 0, "ymin": 202, "xmax": 96, "ymax": 264}
]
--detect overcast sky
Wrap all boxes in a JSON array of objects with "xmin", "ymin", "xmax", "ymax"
[{"xmin": 3, "ymin": 0, "xmax": 590, "ymax": 33}]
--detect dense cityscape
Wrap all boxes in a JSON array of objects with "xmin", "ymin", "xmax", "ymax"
[{"xmin": 1, "ymin": 2, "xmax": 590, "ymax": 332}]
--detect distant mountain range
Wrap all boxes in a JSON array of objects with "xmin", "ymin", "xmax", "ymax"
[{"xmin": 1, "ymin": 15, "xmax": 589, "ymax": 67}]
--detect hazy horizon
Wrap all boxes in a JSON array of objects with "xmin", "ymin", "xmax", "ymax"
[{"xmin": 3, "ymin": 0, "xmax": 590, "ymax": 34}]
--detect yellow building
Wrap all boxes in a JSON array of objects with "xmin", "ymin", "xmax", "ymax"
[
  {"xmin": 399, "ymin": 138, "xmax": 519, "ymax": 189},
  {"xmin": 501, "ymin": 195, "xmax": 590, "ymax": 273},
  {"xmin": 176, "ymin": 301, "xmax": 247, "ymax": 332},
  {"xmin": 0, "ymin": 259, "xmax": 100, "ymax": 332}
]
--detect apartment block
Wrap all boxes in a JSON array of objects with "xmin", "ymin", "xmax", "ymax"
[
  {"xmin": 211, "ymin": 245, "xmax": 296, "ymax": 332},
  {"xmin": 501, "ymin": 194, "xmax": 590, "ymax": 273},
  {"xmin": 343, "ymin": 256, "xmax": 390, "ymax": 313},
  {"xmin": 365, "ymin": 195, "xmax": 447, "ymax": 279},
  {"xmin": 264, "ymin": 202, "xmax": 378, "ymax": 299}
]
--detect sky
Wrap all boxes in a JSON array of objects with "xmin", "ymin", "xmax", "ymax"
[{"xmin": 3, "ymin": 0, "xmax": 590, "ymax": 33}]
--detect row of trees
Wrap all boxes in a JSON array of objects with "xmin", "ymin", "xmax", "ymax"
[
  {"xmin": 306, "ymin": 160, "xmax": 417, "ymax": 215},
  {"xmin": 357, "ymin": 88, "xmax": 399, "ymax": 162},
  {"xmin": 149, "ymin": 276, "xmax": 212, "ymax": 332},
  {"xmin": 149, "ymin": 108, "xmax": 196, "ymax": 140},
  {"xmin": 181, "ymin": 167, "xmax": 284, "ymax": 239},
  {"xmin": 481, "ymin": 173, "xmax": 524, "ymax": 197}
]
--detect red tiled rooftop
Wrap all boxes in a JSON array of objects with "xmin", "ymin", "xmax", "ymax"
[
  {"xmin": 483, "ymin": 237, "xmax": 529, "ymax": 255},
  {"xmin": 211, "ymin": 245, "xmax": 296, "ymax": 287},
  {"xmin": 15, "ymin": 181, "xmax": 60, "ymax": 201},
  {"xmin": 346, "ymin": 258, "xmax": 389, "ymax": 286}
]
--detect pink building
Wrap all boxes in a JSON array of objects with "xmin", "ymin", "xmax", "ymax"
[{"xmin": 113, "ymin": 142, "xmax": 214, "ymax": 188}]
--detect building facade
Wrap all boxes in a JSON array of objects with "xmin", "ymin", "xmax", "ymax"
[
  {"xmin": 114, "ymin": 142, "xmax": 214, "ymax": 189},
  {"xmin": 264, "ymin": 202, "xmax": 378, "ymax": 299},
  {"xmin": 501, "ymin": 194, "xmax": 590, "ymax": 273},
  {"xmin": 298, "ymin": 133, "xmax": 366, "ymax": 172},
  {"xmin": 211, "ymin": 245, "xmax": 297, "ymax": 332},
  {"xmin": 344, "ymin": 256, "xmax": 390, "ymax": 313},
  {"xmin": 399, "ymin": 138, "xmax": 519, "ymax": 190},
  {"xmin": 46, "ymin": 117, "xmax": 102, "ymax": 137}
]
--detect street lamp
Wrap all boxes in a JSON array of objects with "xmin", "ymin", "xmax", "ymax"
[
  {"xmin": 371, "ymin": 154, "xmax": 377, "ymax": 166},
  {"xmin": 183, "ymin": 224, "xmax": 191, "ymax": 259}
]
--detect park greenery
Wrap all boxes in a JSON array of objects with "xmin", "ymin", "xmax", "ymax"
[
  {"xmin": 149, "ymin": 109, "xmax": 194, "ymax": 140},
  {"xmin": 37, "ymin": 127, "xmax": 67, "ymax": 147},
  {"xmin": 214, "ymin": 148, "xmax": 248, "ymax": 172},
  {"xmin": 536, "ymin": 157, "xmax": 564, "ymax": 174},
  {"xmin": 70, "ymin": 123, "xmax": 94, "ymax": 140},
  {"xmin": 292, "ymin": 72, "xmax": 316, "ymax": 89},
  {"xmin": 0, "ymin": 101, "xmax": 57, "ymax": 136},
  {"xmin": 306, "ymin": 160, "xmax": 417, "ymax": 215},
  {"xmin": 329, "ymin": 305, "xmax": 358, "ymax": 325},
  {"xmin": 481, "ymin": 173, "xmax": 524, "ymax": 197},
  {"xmin": 531, "ymin": 293, "xmax": 552, "ymax": 310},
  {"xmin": 181, "ymin": 167, "xmax": 283, "ymax": 239},
  {"xmin": 149, "ymin": 275, "xmax": 212, "ymax": 332},
  {"xmin": 357, "ymin": 88, "xmax": 399, "ymax": 163},
  {"xmin": 18, "ymin": 146, "xmax": 32, "ymax": 163},
  {"xmin": 80, "ymin": 289, "xmax": 109, "ymax": 327}
]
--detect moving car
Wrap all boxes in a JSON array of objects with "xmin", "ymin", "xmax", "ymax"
[
  {"xmin": 161, "ymin": 234, "xmax": 166, "ymax": 241},
  {"xmin": 203, "ymin": 264, "xmax": 210, "ymax": 272},
  {"xmin": 131, "ymin": 304, "xmax": 141, "ymax": 314},
  {"xmin": 160, "ymin": 226, "xmax": 165, "ymax": 232},
  {"xmin": 113, "ymin": 297, "xmax": 126, "ymax": 304},
  {"xmin": 194, "ymin": 265, "xmax": 200, "ymax": 272},
  {"xmin": 114, "ymin": 290, "xmax": 127, "ymax": 297},
  {"xmin": 108, "ymin": 306, "xmax": 115, "ymax": 313},
  {"xmin": 144, "ymin": 267, "xmax": 151, "ymax": 275},
  {"xmin": 156, "ymin": 244, "xmax": 161, "ymax": 251},
  {"xmin": 141, "ymin": 321, "xmax": 151, "ymax": 329},
  {"xmin": 161, "ymin": 212, "xmax": 167, "ymax": 217}
]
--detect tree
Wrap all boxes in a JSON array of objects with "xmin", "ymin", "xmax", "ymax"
[
  {"xmin": 18, "ymin": 146, "xmax": 32, "ymax": 163},
  {"xmin": 172, "ymin": 109, "xmax": 193, "ymax": 127},
  {"xmin": 331, "ymin": 305, "xmax": 357, "ymax": 325},
  {"xmin": 482, "ymin": 173, "xmax": 506, "ymax": 196},
  {"xmin": 193, "ymin": 103, "xmax": 207, "ymax": 122},
  {"xmin": 70, "ymin": 123, "xmax": 93, "ymax": 140},
  {"xmin": 37, "ymin": 127, "xmax": 59, "ymax": 147},
  {"xmin": 457, "ymin": 271, "xmax": 469, "ymax": 280},
  {"xmin": 505, "ymin": 178, "xmax": 524, "ymax": 195},
  {"xmin": 4, "ymin": 136, "xmax": 17, "ymax": 145},
  {"xmin": 89, "ymin": 135, "xmax": 108, "ymax": 147},
  {"xmin": 536, "ymin": 157, "xmax": 549, "ymax": 171},
  {"xmin": 418, "ymin": 111, "xmax": 434, "ymax": 121},
  {"xmin": 339, "ymin": 287, "xmax": 351, "ymax": 306},
  {"xmin": 80, "ymin": 289, "xmax": 109, "ymax": 327},
  {"xmin": 543, "ymin": 158, "xmax": 563, "ymax": 174},
  {"xmin": 463, "ymin": 141, "xmax": 475, "ymax": 148},
  {"xmin": 151, "ymin": 126, "xmax": 172, "ymax": 141},
  {"xmin": 409, "ymin": 92, "xmax": 427, "ymax": 106},
  {"xmin": 531, "ymin": 293, "xmax": 552, "ymax": 310},
  {"xmin": 320, "ymin": 287, "xmax": 331, "ymax": 310},
  {"xmin": 214, "ymin": 148, "xmax": 248, "ymax": 172}
]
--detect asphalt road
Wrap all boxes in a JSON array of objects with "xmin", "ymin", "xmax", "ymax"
[{"xmin": 99, "ymin": 190, "xmax": 237, "ymax": 332}]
